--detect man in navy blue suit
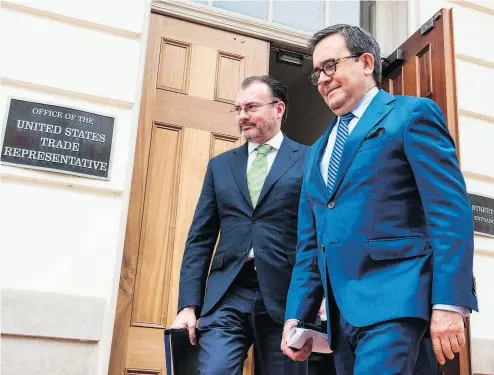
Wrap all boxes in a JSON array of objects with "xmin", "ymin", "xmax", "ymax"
[
  {"xmin": 281, "ymin": 25, "xmax": 478, "ymax": 374},
  {"xmin": 170, "ymin": 75, "xmax": 309, "ymax": 374}
]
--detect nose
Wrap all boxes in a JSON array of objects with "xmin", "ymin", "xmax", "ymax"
[
  {"xmin": 318, "ymin": 70, "xmax": 332, "ymax": 86},
  {"xmin": 238, "ymin": 110, "xmax": 249, "ymax": 121}
]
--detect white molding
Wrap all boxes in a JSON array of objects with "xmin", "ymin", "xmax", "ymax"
[
  {"xmin": 1, "ymin": 289, "xmax": 105, "ymax": 342},
  {"xmin": 450, "ymin": 0, "xmax": 494, "ymax": 17},
  {"xmin": 2, "ymin": 337, "xmax": 98, "ymax": 375},
  {"xmin": 459, "ymin": 109, "xmax": 494, "ymax": 125},
  {"xmin": 2, "ymin": 1, "xmax": 141, "ymax": 40},
  {"xmin": 475, "ymin": 248, "xmax": 494, "ymax": 257},
  {"xmin": 463, "ymin": 170, "xmax": 494, "ymax": 183},
  {"xmin": 471, "ymin": 337, "xmax": 494, "ymax": 374},
  {"xmin": 456, "ymin": 54, "xmax": 494, "ymax": 71},
  {"xmin": 151, "ymin": 0, "xmax": 312, "ymax": 50},
  {"xmin": 267, "ymin": 0, "xmax": 274, "ymax": 23},
  {"xmin": 100, "ymin": 2, "xmax": 153, "ymax": 374},
  {"xmin": 1, "ymin": 77, "xmax": 133, "ymax": 109},
  {"xmin": 0, "ymin": 169, "xmax": 124, "ymax": 196},
  {"xmin": 406, "ymin": 0, "xmax": 421, "ymax": 37},
  {"xmin": 374, "ymin": 1, "xmax": 409, "ymax": 57},
  {"xmin": 324, "ymin": 0, "xmax": 330, "ymax": 27}
]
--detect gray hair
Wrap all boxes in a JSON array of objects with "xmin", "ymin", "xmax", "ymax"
[{"xmin": 308, "ymin": 24, "xmax": 382, "ymax": 85}]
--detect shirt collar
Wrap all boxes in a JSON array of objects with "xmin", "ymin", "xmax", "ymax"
[
  {"xmin": 349, "ymin": 86, "xmax": 379, "ymax": 119},
  {"xmin": 248, "ymin": 131, "xmax": 284, "ymax": 154}
]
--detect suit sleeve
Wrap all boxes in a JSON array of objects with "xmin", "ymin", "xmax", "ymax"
[
  {"xmin": 404, "ymin": 98, "xmax": 477, "ymax": 311},
  {"xmin": 285, "ymin": 147, "xmax": 324, "ymax": 322},
  {"xmin": 177, "ymin": 160, "xmax": 220, "ymax": 314}
]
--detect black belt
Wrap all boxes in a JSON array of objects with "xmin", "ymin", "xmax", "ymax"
[{"xmin": 234, "ymin": 260, "xmax": 258, "ymax": 288}]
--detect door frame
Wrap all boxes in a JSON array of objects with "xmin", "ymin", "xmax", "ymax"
[
  {"xmin": 151, "ymin": 0, "xmax": 412, "ymax": 58},
  {"xmin": 151, "ymin": 0, "xmax": 312, "ymax": 53}
]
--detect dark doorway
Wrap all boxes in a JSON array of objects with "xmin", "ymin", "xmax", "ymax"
[{"xmin": 269, "ymin": 48, "xmax": 334, "ymax": 146}]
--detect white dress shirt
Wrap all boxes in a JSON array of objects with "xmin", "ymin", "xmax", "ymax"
[
  {"xmin": 319, "ymin": 87, "xmax": 469, "ymax": 317},
  {"xmin": 246, "ymin": 131, "xmax": 284, "ymax": 259},
  {"xmin": 320, "ymin": 87, "xmax": 379, "ymax": 184}
]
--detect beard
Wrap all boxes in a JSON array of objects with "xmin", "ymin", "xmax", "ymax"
[{"xmin": 240, "ymin": 120, "xmax": 275, "ymax": 143}]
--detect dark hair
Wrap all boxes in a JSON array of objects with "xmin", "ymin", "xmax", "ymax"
[
  {"xmin": 308, "ymin": 24, "xmax": 382, "ymax": 85},
  {"xmin": 241, "ymin": 75, "xmax": 289, "ymax": 123}
]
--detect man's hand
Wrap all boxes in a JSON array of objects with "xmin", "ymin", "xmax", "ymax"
[
  {"xmin": 280, "ymin": 319, "xmax": 313, "ymax": 362},
  {"xmin": 318, "ymin": 298, "xmax": 327, "ymax": 320},
  {"xmin": 170, "ymin": 306, "xmax": 197, "ymax": 345},
  {"xmin": 430, "ymin": 309, "xmax": 466, "ymax": 365}
]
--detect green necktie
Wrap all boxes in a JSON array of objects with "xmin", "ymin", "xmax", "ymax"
[{"xmin": 247, "ymin": 144, "xmax": 272, "ymax": 207}]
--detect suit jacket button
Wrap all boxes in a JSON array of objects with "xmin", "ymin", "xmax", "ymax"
[
  {"xmin": 252, "ymin": 218, "xmax": 258, "ymax": 224},
  {"xmin": 321, "ymin": 245, "xmax": 326, "ymax": 252},
  {"xmin": 327, "ymin": 201, "xmax": 335, "ymax": 209}
]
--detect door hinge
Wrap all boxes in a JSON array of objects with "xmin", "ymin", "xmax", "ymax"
[
  {"xmin": 421, "ymin": 17, "xmax": 434, "ymax": 35},
  {"xmin": 421, "ymin": 10, "xmax": 441, "ymax": 35},
  {"xmin": 382, "ymin": 48, "xmax": 405, "ymax": 75}
]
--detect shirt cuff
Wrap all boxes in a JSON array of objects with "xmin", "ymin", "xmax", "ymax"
[
  {"xmin": 432, "ymin": 304, "xmax": 470, "ymax": 317},
  {"xmin": 284, "ymin": 319, "xmax": 300, "ymax": 326}
]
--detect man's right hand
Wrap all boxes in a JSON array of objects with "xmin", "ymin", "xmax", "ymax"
[
  {"xmin": 280, "ymin": 319, "xmax": 313, "ymax": 361},
  {"xmin": 170, "ymin": 306, "xmax": 197, "ymax": 345}
]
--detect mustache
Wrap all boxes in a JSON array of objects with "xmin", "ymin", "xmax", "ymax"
[{"xmin": 240, "ymin": 122, "xmax": 256, "ymax": 128}]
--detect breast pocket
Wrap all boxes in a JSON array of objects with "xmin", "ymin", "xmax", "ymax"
[{"xmin": 358, "ymin": 135, "xmax": 391, "ymax": 152}]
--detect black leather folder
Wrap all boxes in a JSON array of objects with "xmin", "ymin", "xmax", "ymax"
[{"xmin": 164, "ymin": 328, "xmax": 200, "ymax": 375}]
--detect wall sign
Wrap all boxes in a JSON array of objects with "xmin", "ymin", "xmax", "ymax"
[
  {"xmin": 469, "ymin": 193, "xmax": 494, "ymax": 237},
  {"xmin": 1, "ymin": 98, "xmax": 114, "ymax": 179}
]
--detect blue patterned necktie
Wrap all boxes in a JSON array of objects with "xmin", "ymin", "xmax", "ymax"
[{"xmin": 327, "ymin": 112, "xmax": 355, "ymax": 192}]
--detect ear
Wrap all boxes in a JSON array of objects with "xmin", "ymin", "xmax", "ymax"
[
  {"xmin": 276, "ymin": 101, "xmax": 286, "ymax": 120},
  {"xmin": 361, "ymin": 52, "xmax": 375, "ymax": 78}
]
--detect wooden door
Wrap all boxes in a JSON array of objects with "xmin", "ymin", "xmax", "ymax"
[
  {"xmin": 382, "ymin": 8, "xmax": 470, "ymax": 375},
  {"xmin": 109, "ymin": 13, "xmax": 269, "ymax": 375}
]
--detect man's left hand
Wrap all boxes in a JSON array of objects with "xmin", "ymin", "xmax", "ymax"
[
  {"xmin": 281, "ymin": 319, "xmax": 313, "ymax": 362},
  {"xmin": 430, "ymin": 309, "xmax": 466, "ymax": 365}
]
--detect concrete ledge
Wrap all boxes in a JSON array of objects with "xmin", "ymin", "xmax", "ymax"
[
  {"xmin": 472, "ymin": 338, "xmax": 494, "ymax": 375},
  {"xmin": 1, "ymin": 288, "xmax": 105, "ymax": 342},
  {"xmin": 1, "ymin": 336, "xmax": 97, "ymax": 375},
  {"xmin": 2, "ymin": 1, "xmax": 142, "ymax": 40}
]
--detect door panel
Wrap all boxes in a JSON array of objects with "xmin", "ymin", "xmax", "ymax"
[
  {"xmin": 154, "ymin": 90, "xmax": 240, "ymax": 133},
  {"xmin": 132, "ymin": 124, "xmax": 182, "ymax": 327},
  {"xmin": 110, "ymin": 12, "xmax": 267, "ymax": 375},
  {"xmin": 382, "ymin": 8, "xmax": 470, "ymax": 375},
  {"xmin": 382, "ymin": 8, "xmax": 459, "ymax": 149}
]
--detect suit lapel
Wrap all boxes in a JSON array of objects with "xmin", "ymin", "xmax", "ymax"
[
  {"xmin": 255, "ymin": 137, "xmax": 300, "ymax": 208},
  {"xmin": 329, "ymin": 90, "xmax": 395, "ymax": 200},
  {"xmin": 229, "ymin": 143, "xmax": 252, "ymax": 208}
]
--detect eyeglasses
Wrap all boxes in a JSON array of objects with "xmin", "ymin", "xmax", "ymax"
[
  {"xmin": 230, "ymin": 101, "xmax": 280, "ymax": 115},
  {"xmin": 309, "ymin": 54, "xmax": 362, "ymax": 85}
]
